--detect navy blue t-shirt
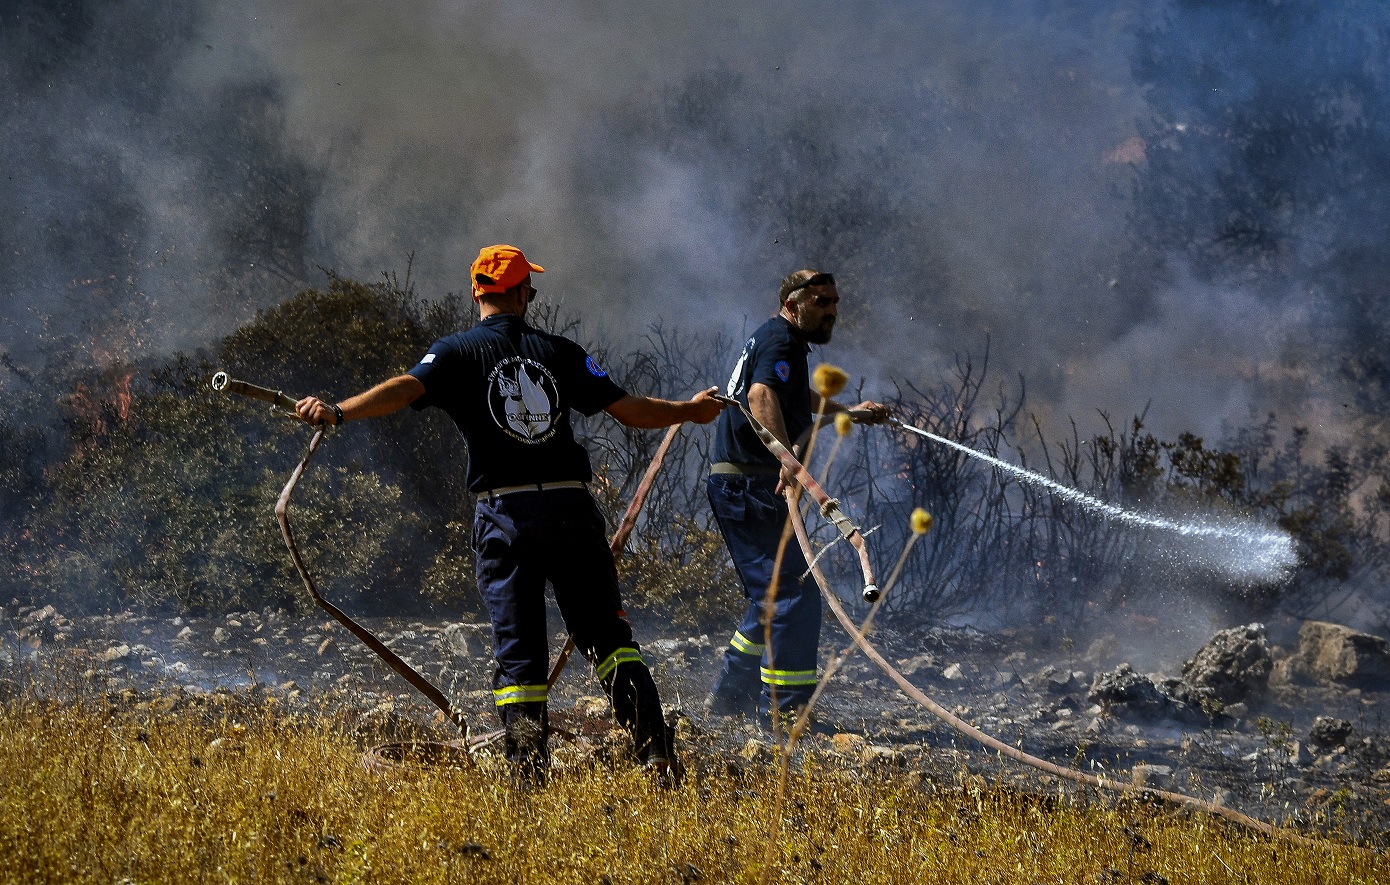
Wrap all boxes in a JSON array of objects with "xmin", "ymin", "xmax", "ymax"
[
  {"xmin": 407, "ymin": 314, "xmax": 627, "ymax": 491},
  {"xmin": 711, "ymin": 315, "xmax": 812, "ymax": 466}
]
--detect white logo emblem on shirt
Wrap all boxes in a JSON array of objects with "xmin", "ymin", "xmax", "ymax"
[
  {"xmin": 488, "ymin": 357, "xmax": 560, "ymax": 443},
  {"xmin": 726, "ymin": 336, "xmax": 756, "ymax": 396}
]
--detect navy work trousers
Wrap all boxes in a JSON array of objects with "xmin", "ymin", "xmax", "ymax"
[
  {"xmin": 473, "ymin": 487, "xmax": 669, "ymax": 766},
  {"xmin": 706, "ymin": 473, "xmax": 822, "ymax": 716}
]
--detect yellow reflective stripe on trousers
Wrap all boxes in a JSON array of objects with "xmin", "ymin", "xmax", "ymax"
[
  {"xmin": 493, "ymin": 684, "xmax": 548, "ymax": 706},
  {"xmin": 760, "ymin": 667, "xmax": 817, "ymax": 686},
  {"xmin": 595, "ymin": 647, "xmax": 644, "ymax": 680},
  {"xmin": 729, "ymin": 631, "xmax": 765, "ymax": 655}
]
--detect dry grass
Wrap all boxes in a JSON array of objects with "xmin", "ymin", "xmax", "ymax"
[{"xmin": 0, "ymin": 680, "xmax": 1384, "ymax": 884}]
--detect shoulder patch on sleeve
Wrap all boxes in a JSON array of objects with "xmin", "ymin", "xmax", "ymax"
[
  {"xmin": 585, "ymin": 356, "xmax": 607, "ymax": 378},
  {"xmin": 420, "ymin": 353, "xmax": 436, "ymax": 364},
  {"xmin": 774, "ymin": 360, "xmax": 791, "ymax": 382}
]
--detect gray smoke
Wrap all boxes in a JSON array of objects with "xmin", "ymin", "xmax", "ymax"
[{"xmin": 4, "ymin": 0, "xmax": 1388, "ymax": 448}]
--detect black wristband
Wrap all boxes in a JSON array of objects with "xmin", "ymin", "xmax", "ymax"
[{"xmin": 329, "ymin": 403, "xmax": 345, "ymax": 426}]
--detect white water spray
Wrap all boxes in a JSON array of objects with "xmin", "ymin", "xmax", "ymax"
[{"xmin": 893, "ymin": 420, "xmax": 1297, "ymax": 583}]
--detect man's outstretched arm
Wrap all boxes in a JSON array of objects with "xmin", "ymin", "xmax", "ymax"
[
  {"xmin": 604, "ymin": 387, "xmax": 724, "ymax": 429},
  {"xmin": 296, "ymin": 374, "xmax": 426, "ymax": 426},
  {"xmin": 809, "ymin": 390, "xmax": 892, "ymax": 424}
]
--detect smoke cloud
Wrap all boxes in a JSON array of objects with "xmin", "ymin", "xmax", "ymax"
[{"xmin": 4, "ymin": 0, "xmax": 1388, "ymax": 448}]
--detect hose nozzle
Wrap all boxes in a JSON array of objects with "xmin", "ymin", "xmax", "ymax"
[{"xmin": 211, "ymin": 371, "xmax": 301, "ymax": 415}]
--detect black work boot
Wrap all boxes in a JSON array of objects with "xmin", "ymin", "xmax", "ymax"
[
  {"xmin": 503, "ymin": 711, "xmax": 549, "ymax": 787},
  {"xmin": 636, "ymin": 722, "xmax": 685, "ymax": 788},
  {"xmin": 706, "ymin": 689, "xmax": 761, "ymax": 716},
  {"xmin": 705, "ymin": 658, "xmax": 760, "ymax": 718},
  {"xmin": 758, "ymin": 699, "xmax": 817, "ymax": 739}
]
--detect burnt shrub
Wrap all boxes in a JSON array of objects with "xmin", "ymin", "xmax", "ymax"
[
  {"xmin": 12, "ymin": 271, "xmax": 1390, "ymax": 636},
  {"xmin": 19, "ymin": 275, "xmax": 469, "ymax": 615}
]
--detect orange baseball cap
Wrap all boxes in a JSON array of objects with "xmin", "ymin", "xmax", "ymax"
[{"xmin": 471, "ymin": 244, "xmax": 544, "ymax": 296}]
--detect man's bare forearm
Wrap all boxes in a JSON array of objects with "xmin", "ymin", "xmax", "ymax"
[
  {"xmin": 748, "ymin": 382, "xmax": 794, "ymax": 452},
  {"xmin": 811, "ymin": 390, "xmax": 891, "ymax": 425},
  {"xmin": 340, "ymin": 375, "xmax": 426, "ymax": 420},
  {"xmin": 604, "ymin": 388, "xmax": 723, "ymax": 428},
  {"xmin": 296, "ymin": 374, "xmax": 425, "ymax": 426}
]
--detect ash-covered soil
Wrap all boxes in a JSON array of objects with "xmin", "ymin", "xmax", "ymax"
[{"xmin": 4, "ymin": 601, "xmax": 1388, "ymax": 844}]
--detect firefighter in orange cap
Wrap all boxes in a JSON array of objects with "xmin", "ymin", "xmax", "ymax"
[{"xmin": 297, "ymin": 244, "xmax": 722, "ymax": 782}]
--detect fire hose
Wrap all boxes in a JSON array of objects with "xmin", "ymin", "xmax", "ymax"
[
  {"xmin": 710, "ymin": 388, "xmax": 1335, "ymax": 847},
  {"xmin": 708, "ymin": 393, "xmax": 879, "ymax": 600},
  {"xmin": 786, "ymin": 498, "xmax": 1341, "ymax": 848},
  {"xmin": 212, "ymin": 372, "xmax": 684, "ymax": 761},
  {"xmin": 212, "ymin": 372, "xmax": 472, "ymax": 740}
]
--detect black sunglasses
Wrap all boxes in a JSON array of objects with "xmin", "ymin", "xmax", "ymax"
[{"xmin": 784, "ymin": 272, "xmax": 835, "ymax": 298}]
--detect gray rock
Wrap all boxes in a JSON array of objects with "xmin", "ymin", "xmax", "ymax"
[
  {"xmin": 1308, "ymin": 715, "xmax": 1353, "ymax": 749},
  {"xmin": 1131, "ymin": 763, "xmax": 1174, "ymax": 789},
  {"xmin": 897, "ymin": 653, "xmax": 937, "ymax": 676},
  {"xmin": 1278, "ymin": 620, "xmax": 1390, "ymax": 688},
  {"xmin": 645, "ymin": 638, "xmax": 686, "ymax": 663},
  {"xmin": 1087, "ymin": 664, "xmax": 1174, "ymax": 721},
  {"xmin": 1315, "ymin": 752, "xmax": 1350, "ymax": 771},
  {"xmin": 23, "ymin": 604, "xmax": 57, "ymax": 625},
  {"xmin": 1180, "ymin": 623, "xmax": 1273, "ymax": 704},
  {"xmin": 1045, "ymin": 670, "xmax": 1080, "ymax": 694},
  {"xmin": 991, "ymin": 670, "xmax": 1023, "ymax": 689},
  {"xmin": 440, "ymin": 622, "xmax": 492, "ymax": 659},
  {"xmin": 1287, "ymin": 740, "xmax": 1313, "ymax": 767}
]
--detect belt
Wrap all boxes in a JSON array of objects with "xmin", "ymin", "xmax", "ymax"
[
  {"xmin": 477, "ymin": 480, "xmax": 588, "ymax": 498},
  {"xmin": 710, "ymin": 461, "xmax": 781, "ymax": 477}
]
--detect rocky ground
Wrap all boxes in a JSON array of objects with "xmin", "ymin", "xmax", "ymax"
[{"xmin": 3, "ymin": 600, "xmax": 1389, "ymax": 844}]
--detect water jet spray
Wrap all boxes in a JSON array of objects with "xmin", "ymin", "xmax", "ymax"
[{"xmin": 889, "ymin": 418, "xmax": 1297, "ymax": 583}]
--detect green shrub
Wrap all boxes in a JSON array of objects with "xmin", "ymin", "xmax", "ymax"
[{"xmin": 618, "ymin": 517, "xmax": 743, "ymax": 629}]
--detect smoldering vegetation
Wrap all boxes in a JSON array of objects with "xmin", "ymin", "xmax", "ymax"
[
  {"xmin": 2, "ymin": 275, "xmax": 1389, "ymax": 653},
  {"xmin": 5, "ymin": 5, "xmax": 1390, "ymax": 654}
]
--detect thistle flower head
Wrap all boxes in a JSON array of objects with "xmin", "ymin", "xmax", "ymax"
[
  {"xmin": 834, "ymin": 412, "xmax": 853, "ymax": 437},
  {"xmin": 910, "ymin": 508, "xmax": 934, "ymax": 534},
  {"xmin": 812, "ymin": 363, "xmax": 849, "ymax": 399}
]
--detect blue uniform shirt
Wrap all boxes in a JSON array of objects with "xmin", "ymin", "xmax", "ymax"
[
  {"xmin": 407, "ymin": 314, "xmax": 627, "ymax": 491},
  {"xmin": 711, "ymin": 315, "xmax": 812, "ymax": 466}
]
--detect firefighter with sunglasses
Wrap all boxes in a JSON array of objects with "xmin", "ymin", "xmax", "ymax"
[{"xmin": 704, "ymin": 269, "xmax": 889, "ymax": 728}]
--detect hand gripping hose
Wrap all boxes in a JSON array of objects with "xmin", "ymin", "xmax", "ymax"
[
  {"xmin": 213, "ymin": 373, "xmax": 473, "ymax": 743},
  {"xmin": 710, "ymin": 393, "xmax": 879, "ymax": 601}
]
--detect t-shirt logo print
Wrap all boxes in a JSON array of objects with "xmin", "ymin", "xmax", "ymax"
[{"xmin": 488, "ymin": 357, "xmax": 560, "ymax": 443}]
